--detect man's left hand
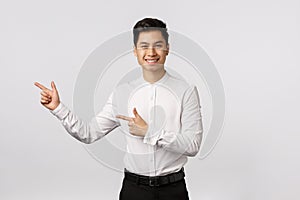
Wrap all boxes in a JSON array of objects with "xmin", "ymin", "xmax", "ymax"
[{"xmin": 116, "ymin": 108, "xmax": 148, "ymax": 137}]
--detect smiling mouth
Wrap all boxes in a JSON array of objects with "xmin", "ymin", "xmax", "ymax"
[{"xmin": 145, "ymin": 58, "xmax": 159, "ymax": 64}]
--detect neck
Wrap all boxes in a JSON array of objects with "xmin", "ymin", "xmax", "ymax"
[{"xmin": 142, "ymin": 68, "xmax": 166, "ymax": 84}]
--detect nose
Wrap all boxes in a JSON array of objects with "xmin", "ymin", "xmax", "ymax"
[{"xmin": 146, "ymin": 47, "xmax": 157, "ymax": 56}]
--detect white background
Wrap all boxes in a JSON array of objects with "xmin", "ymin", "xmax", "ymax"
[{"xmin": 1, "ymin": 0, "xmax": 299, "ymax": 199}]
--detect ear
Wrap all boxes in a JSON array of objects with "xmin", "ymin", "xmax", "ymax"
[
  {"xmin": 133, "ymin": 45, "xmax": 137, "ymax": 57},
  {"xmin": 166, "ymin": 43, "xmax": 170, "ymax": 55}
]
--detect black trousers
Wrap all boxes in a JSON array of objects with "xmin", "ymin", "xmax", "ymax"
[{"xmin": 119, "ymin": 177, "xmax": 190, "ymax": 200}]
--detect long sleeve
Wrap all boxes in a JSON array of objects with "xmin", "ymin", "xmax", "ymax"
[
  {"xmin": 144, "ymin": 86, "xmax": 203, "ymax": 157},
  {"xmin": 50, "ymin": 93, "xmax": 120, "ymax": 144}
]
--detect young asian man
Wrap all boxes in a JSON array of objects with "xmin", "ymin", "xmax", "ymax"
[{"xmin": 34, "ymin": 17, "xmax": 203, "ymax": 200}]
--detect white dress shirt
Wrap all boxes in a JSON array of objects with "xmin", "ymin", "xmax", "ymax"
[{"xmin": 50, "ymin": 71, "xmax": 203, "ymax": 176}]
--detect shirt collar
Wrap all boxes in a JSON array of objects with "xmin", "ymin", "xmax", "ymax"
[{"xmin": 136, "ymin": 70, "xmax": 170, "ymax": 86}]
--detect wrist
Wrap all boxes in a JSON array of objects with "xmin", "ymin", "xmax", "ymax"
[{"xmin": 50, "ymin": 101, "xmax": 61, "ymax": 111}]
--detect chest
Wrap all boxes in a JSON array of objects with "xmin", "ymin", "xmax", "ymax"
[{"xmin": 127, "ymin": 86, "xmax": 182, "ymax": 130}]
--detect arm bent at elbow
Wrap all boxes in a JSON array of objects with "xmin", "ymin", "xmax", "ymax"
[{"xmin": 50, "ymin": 94, "xmax": 120, "ymax": 144}]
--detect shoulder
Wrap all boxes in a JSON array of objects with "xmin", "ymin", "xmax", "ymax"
[
  {"xmin": 164, "ymin": 72, "xmax": 196, "ymax": 96},
  {"xmin": 111, "ymin": 76, "xmax": 146, "ymax": 100}
]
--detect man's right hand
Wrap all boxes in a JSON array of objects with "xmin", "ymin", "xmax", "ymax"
[{"xmin": 34, "ymin": 81, "xmax": 60, "ymax": 111}]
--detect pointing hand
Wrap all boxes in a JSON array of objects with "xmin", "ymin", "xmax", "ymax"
[
  {"xmin": 116, "ymin": 108, "xmax": 148, "ymax": 137},
  {"xmin": 34, "ymin": 81, "xmax": 60, "ymax": 111}
]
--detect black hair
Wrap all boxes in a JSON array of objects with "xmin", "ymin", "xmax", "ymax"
[{"xmin": 133, "ymin": 17, "xmax": 169, "ymax": 47}]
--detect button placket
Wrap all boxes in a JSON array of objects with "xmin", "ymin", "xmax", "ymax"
[
  {"xmin": 151, "ymin": 86, "xmax": 157, "ymax": 176},
  {"xmin": 147, "ymin": 85, "xmax": 157, "ymax": 176}
]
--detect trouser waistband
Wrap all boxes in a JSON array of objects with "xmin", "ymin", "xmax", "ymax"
[{"xmin": 124, "ymin": 168, "xmax": 185, "ymax": 187}]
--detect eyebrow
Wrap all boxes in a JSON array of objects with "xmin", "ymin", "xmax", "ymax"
[{"xmin": 138, "ymin": 41, "xmax": 164, "ymax": 45}]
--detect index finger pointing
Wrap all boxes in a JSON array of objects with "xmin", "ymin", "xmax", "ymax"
[
  {"xmin": 116, "ymin": 115, "xmax": 133, "ymax": 122},
  {"xmin": 34, "ymin": 82, "xmax": 49, "ymax": 91}
]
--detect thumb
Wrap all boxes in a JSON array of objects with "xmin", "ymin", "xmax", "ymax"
[
  {"xmin": 133, "ymin": 107, "xmax": 140, "ymax": 118},
  {"xmin": 51, "ymin": 81, "xmax": 57, "ymax": 92}
]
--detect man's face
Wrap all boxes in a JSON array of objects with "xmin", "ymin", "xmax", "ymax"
[{"xmin": 134, "ymin": 30, "xmax": 169, "ymax": 72}]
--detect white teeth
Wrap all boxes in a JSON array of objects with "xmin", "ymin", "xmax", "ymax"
[{"xmin": 146, "ymin": 59, "xmax": 158, "ymax": 63}]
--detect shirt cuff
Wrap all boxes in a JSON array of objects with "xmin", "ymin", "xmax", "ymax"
[
  {"xmin": 50, "ymin": 102, "xmax": 69, "ymax": 120},
  {"xmin": 156, "ymin": 130, "xmax": 177, "ymax": 147},
  {"xmin": 143, "ymin": 129, "xmax": 162, "ymax": 146}
]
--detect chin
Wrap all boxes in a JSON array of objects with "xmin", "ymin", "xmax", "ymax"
[{"xmin": 142, "ymin": 64, "xmax": 164, "ymax": 72}]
